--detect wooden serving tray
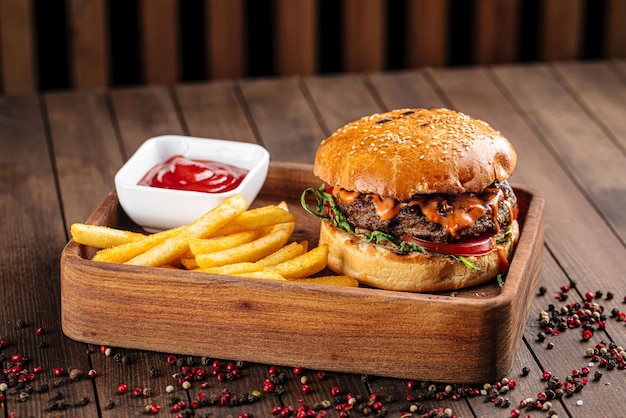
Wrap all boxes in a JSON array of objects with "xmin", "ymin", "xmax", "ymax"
[{"xmin": 60, "ymin": 162, "xmax": 545, "ymax": 383}]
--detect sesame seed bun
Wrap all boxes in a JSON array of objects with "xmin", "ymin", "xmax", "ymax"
[
  {"xmin": 306, "ymin": 108, "xmax": 520, "ymax": 292},
  {"xmin": 319, "ymin": 219, "xmax": 519, "ymax": 292},
  {"xmin": 314, "ymin": 108, "xmax": 517, "ymax": 199}
]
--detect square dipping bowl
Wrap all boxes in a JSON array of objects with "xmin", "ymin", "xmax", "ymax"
[{"xmin": 114, "ymin": 135, "xmax": 270, "ymax": 232}]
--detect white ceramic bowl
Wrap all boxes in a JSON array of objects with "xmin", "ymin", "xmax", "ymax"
[{"xmin": 115, "ymin": 135, "xmax": 270, "ymax": 232}]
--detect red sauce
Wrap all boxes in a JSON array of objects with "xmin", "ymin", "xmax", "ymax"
[{"xmin": 138, "ymin": 156, "xmax": 248, "ymax": 193}]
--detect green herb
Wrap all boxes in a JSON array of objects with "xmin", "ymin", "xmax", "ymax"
[
  {"xmin": 300, "ymin": 184, "xmax": 483, "ymax": 271},
  {"xmin": 496, "ymin": 273, "xmax": 506, "ymax": 289},
  {"xmin": 496, "ymin": 225, "xmax": 513, "ymax": 244},
  {"xmin": 449, "ymin": 255, "xmax": 481, "ymax": 270}
]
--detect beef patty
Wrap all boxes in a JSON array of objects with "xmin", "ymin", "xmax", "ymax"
[{"xmin": 334, "ymin": 182, "xmax": 517, "ymax": 243}]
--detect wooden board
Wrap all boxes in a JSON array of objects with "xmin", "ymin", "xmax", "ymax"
[{"xmin": 60, "ymin": 161, "xmax": 545, "ymax": 383}]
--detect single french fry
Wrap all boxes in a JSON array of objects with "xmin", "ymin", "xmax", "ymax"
[
  {"xmin": 92, "ymin": 225, "xmax": 185, "ymax": 263},
  {"xmin": 211, "ymin": 204, "xmax": 295, "ymax": 236},
  {"xmin": 255, "ymin": 241, "xmax": 306, "ymax": 267},
  {"xmin": 71, "ymin": 223, "xmax": 146, "ymax": 248},
  {"xmin": 269, "ymin": 244, "xmax": 329, "ymax": 280},
  {"xmin": 292, "ymin": 275, "xmax": 359, "ymax": 287},
  {"xmin": 195, "ymin": 262, "xmax": 262, "ymax": 275},
  {"xmin": 188, "ymin": 230, "xmax": 260, "ymax": 255},
  {"xmin": 235, "ymin": 270, "xmax": 287, "ymax": 281},
  {"xmin": 180, "ymin": 258, "xmax": 199, "ymax": 270},
  {"xmin": 125, "ymin": 194, "xmax": 248, "ymax": 267},
  {"xmin": 195, "ymin": 222, "xmax": 294, "ymax": 268}
]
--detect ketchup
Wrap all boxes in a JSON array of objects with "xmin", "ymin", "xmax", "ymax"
[{"xmin": 138, "ymin": 156, "xmax": 248, "ymax": 193}]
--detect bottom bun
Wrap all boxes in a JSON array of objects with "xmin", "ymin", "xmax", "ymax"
[{"xmin": 319, "ymin": 220, "xmax": 520, "ymax": 292}]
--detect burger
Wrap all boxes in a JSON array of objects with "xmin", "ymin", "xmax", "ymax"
[{"xmin": 301, "ymin": 108, "xmax": 520, "ymax": 292}]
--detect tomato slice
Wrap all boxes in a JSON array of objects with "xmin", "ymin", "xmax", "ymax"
[{"xmin": 401, "ymin": 234, "xmax": 494, "ymax": 256}]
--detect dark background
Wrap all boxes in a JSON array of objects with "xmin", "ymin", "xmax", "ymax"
[{"xmin": 35, "ymin": 0, "xmax": 607, "ymax": 91}]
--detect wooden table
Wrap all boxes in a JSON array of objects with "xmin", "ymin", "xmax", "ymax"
[{"xmin": 2, "ymin": 61, "xmax": 626, "ymax": 417}]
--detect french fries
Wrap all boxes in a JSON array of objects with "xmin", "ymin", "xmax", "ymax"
[
  {"xmin": 70, "ymin": 223, "xmax": 146, "ymax": 248},
  {"xmin": 125, "ymin": 194, "xmax": 248, "ymax": 267},
  {"xmin": 194, "ymin": 222, "xmax": 294, "ymax": 268},
  {"xmin": 266, "ymin": 244, "xmax": 328, "ymax": 280},
  {"xmin": 69, "ymin": 193, "xmax": 358, "ymax": 287}
]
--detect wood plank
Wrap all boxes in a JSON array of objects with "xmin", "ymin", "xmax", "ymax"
[
  {"xmin": 44, "ymin": 90, "xmax": 122, "ymax": 226},
  {"xmin": 368, "ymin": 70, "xmax": 450, "ymax": 110},
  {"xmin": 494, "ymin": 64, "xmax": 626, "ymax": 244},
  {"xmin": 275, "ymin": 0, "xmax": 317, "ymax": 75},
  {"xmin": 605, "ymin": 0, "xmax": 626, "ymax": 58},
  {"xmin": 539, "ymin": 0, "xmax": 583, "ymax": 60},
  {"xmin": 0, "ymin": 0, "xmax": 36, "ymax": 94},
  {"xmin": 111, "ymin": 85, "xmax": 185, "ymax": 156},
  {"xmin": 615, "ymin": 59, "xmax": 626, "ymax": 76},
  {"xmin": 343, "ymin": 0, "xmax": 385, "ymax": 72},
  {"xmin": 66, "ymin": 0, "xmax": 109, "ymax": 88},
  {"xmin": 205, "ymin": 0, "xmax": 246, "ymax": 78},
  {"xmin": 303, "ymin": 74, "xmax": 381, "ymax": 135},
  {"xmin": 239, "ymin": 77, "xmax": 325, "ymax": 163},
  {"xmin": 175, "ymin": 80, "xmax": 257, "ymax": 143},
  {"xmin": 138, "ymin": 0, "xmax": 179, "ymax": 84},
  {"xmin": 473, "ymin": 0, "xmax": 519, "ymax": 64},
  {"xmin": 554, "ymin": 61, "xmax": 626, "ymax": 152},
  {"xmin": 405, "ymin": 0, "xmax": 448, "ymax": 67},
  {"xmin": 0, "ymin": 94, "xmax": 99, "ymax": 416}
]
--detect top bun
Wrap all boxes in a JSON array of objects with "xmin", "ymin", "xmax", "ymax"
[{"xmin": 314, "ymin": 108, "xmax": 517, "ymax": 198}]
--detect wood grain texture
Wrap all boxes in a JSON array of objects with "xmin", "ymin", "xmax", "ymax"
[
  {"xmin": 405, "ymin": 0, "xmax": 448, "ymax": 67},
  {"xmin": 175, "ymin": 80, "xmax": 258, "ymax": 143},
  {"xmin": 111, "ymin": 85, "xmax": 185, "ymax": 156},
  {"xmin": 44, "ymin": 90, "xmax": 123, "ymax": 226},
  {"xmin": 139, "ymin": 0, "xmax": 179, "ymax": 84},
  {"xmin": 494, "ymin": 64, "xmax": 626, "ymax": 245},
  {"xmin": 539, "ymin": 0, "xmax": 583, "ymax": 60},
  {"xmin": 605, "ymin": 0, "xmax": 626, "ymax": 58},
  {"xmin": 67, "ymin": 0, "xmax": 108, "ymax": 88},
  {"xmin": 473, "ymin": 0, "xmax": 519, "ymax": 64},
  {"xmin": 0, "ymin": 0, "xmax": 36, "ymax": 93},
  {"xmin": 0, "ymin": 95, "xmax": 100, "ymax": 416},
  {"xmin": 343, "ymin": 0, "xmax": 385, "ymax": 72},
  {"xmin": 275, "ymin": 0, "xmax": 317, "ymax": 75},
  {"xmin": 239, "ymin": 77, "xmax": 325, "ymax": 163},
  {"xmin": 206, "ymin": 0, "xmax": 246, "ymax": 78}
]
